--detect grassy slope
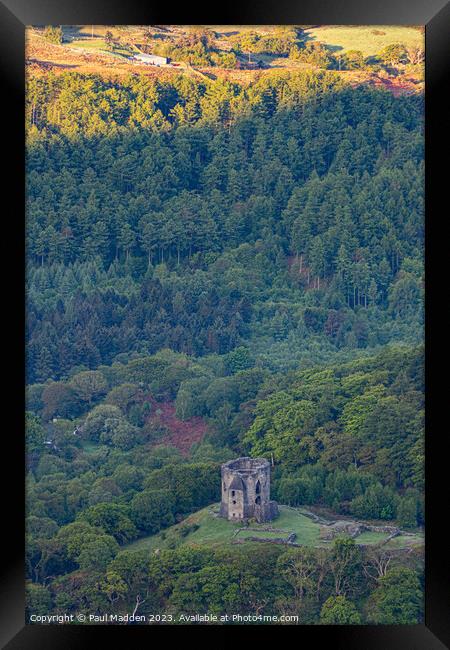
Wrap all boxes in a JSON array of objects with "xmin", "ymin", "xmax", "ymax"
[
  {"xmin": 125, "ymin": 504, "xmax": 321, "ymax": 552},
  {"xmin": 123, "ymin": 503, "xmax": 424, "ymax": 554},
  {"xmin": 384, "ymin": 534, "xmax": 424, "ymax": 550},
  {"xmin": 30, "ymin": 25, "xmax": 424, "ymax": 67},
  {"xmin": 194, "ymin": 25, "xmax": 422, "ymax": 55},
  {"xmin": 354, "ymin": 531, "xmax": 389, "ymax": 545},
  {"xmin": 304, "ymin": 25, "xmax": 423, "ymax": 56},
  {"xmin": 26, "ymin": 25, "xmax": 424, "ymax": 96}
]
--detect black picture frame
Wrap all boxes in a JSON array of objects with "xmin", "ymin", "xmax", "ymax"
[{"xmin": 1, "ymin": 0, "xmax": 448, "ymax": 646}]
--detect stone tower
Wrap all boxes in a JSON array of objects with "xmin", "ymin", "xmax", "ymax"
[{"xmin": 220, "ymin": 457, "xmax": 278, "ymax": 523}]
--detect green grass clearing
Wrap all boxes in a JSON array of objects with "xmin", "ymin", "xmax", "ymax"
[
  {"xmin": 125, "ymin": 504, "xmax": 322, "ymax": 553},
  {"xmin": 355, "ymin": 531, "xmax": 389, "ymax": 545},
  {"xmin": 384, "ymin": 534, "xmax": 424, "ymax": 549},
  {"xmin": 304, "ymin": 25, "xmax": 423, "ymax": 57},
  {"xmin": 62, "ymin": 26, "xmax": 139, "ymax": 40},
  {"xmin": 68, "ymin": 39, "xmax": 133, "ymax": 58},
  {"xmin": 123, "ymin": 503, "xmax": 424, "ymax": 554},
  {"xmin": 125, "ymin": 506, "xmax": 235, "ymax": 552},
  {"xmin": 69, "ymin": 39, "xmax": 108, "ymax": 50},
  {"xmin": 237, "ymin": 530, "xmax": 290, "ymax": 540}
]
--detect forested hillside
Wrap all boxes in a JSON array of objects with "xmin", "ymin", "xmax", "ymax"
[
  {"xmin": 26, "ymin": 345, "xmax": 424, "ymax": 622},
  {"xmin": 26, "ymin": 65, "xmax": 424, "ymax": 624},
  {"xmin": 26, "ymin": 71, "xmax": 423, "ymax": 382}
]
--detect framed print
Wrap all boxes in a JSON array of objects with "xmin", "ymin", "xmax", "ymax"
[{"xmin": 0, "ymin": 0, "xmax": 449, "ymax": 646}]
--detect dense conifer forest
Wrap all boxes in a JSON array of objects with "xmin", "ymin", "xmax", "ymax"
[
  {"xmin": 26, "ymin": 71, "xmax": 423, "ymax": 381},
  {"xmin": 26, "ymin": 62, "xmax": 424, "ymax": 624}
]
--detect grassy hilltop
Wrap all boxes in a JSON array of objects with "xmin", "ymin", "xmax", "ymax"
[{"xmin": 125, "ymin": 504, "xmax": 424, "ymax": 554}]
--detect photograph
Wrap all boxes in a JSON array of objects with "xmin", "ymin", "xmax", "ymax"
[{"xmin": 22, "ymin": 23, "xmax": 429, "ymax": 628}]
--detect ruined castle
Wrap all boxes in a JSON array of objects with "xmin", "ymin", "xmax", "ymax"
[{"xmin": 220, "ymin": 457, "xmax": 279, "ymax": 523}]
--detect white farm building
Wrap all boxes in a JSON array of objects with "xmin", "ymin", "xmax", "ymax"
[{"xmin": 134, "ymin": 53, "xmax": 169, "ymax": 66}]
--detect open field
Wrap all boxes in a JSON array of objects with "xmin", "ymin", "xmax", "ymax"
[
  {"xmin": 69, "ymin": 41, "xmax": 134, "ymax": 58},
  {"xmin": 25, "ymin": 25, "xmax": 423, "ymax": 97},
  {"xmin": 354, "ymin": 531, "xmax": 391, "ymax": 545},
  {"xmin": 25, "ymin": 29, "xmax": 183, "ymax": 78},
  {"xmin": 304, "ymin": 25, "xmax": 423, "ymax": 56},
  {"xmin": 67, "ymin": 39, "xmax": 107, "ymax": 50},
  {"xmin": 123, "ymin": 503, "xmax": 424, "ymax": 554}
]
